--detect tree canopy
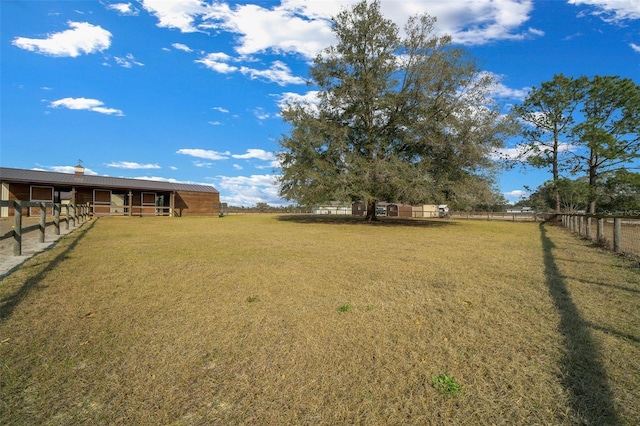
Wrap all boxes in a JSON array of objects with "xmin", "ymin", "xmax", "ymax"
[
  {"xmin": 511, "ymin": 74, "xmax": 588, "ymax": 212},
  {"xmin": 277, "ymin": 0, "xmax": 515, "ymax": 219},
  {"xmin": 522, "ymin": 170, "xmax": 640, "ymax": 214},
  {"xmin": 513, "ymin": 74, "xmax": 640, "ymax": 214}
]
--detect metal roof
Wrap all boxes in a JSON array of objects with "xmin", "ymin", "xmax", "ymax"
[{"xmin": 0, "ymin": 167, "xmax": 219, "ymax": 193}]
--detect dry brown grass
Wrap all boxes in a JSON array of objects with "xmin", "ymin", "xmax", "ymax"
[{"xmin": 1, "ymin": 214, "xmax": 638, "ymax": 425}]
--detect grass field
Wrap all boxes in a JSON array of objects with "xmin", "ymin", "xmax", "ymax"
[{"xmin": 1, "ymin": 214, "xmax": 639, "ymax": 425}]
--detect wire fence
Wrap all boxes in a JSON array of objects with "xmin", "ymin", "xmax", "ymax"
[
  {"xmin": 450, "ymin": 211, "xmax": 544, "ymax": 222},
  {"xmin": 560, "ymin": 214, "xmax": 640, "ymax": 260}
]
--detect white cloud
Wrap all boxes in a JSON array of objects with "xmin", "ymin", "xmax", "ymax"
[
  {"xmin": 49, "ymin": 97, "xmax": 124, "ymax": 116},
  {"xmin": 141, "ymin": 0, "xmax": 538, "ymax": 60},
  {"xmin": 105, "ymin": 161, "xmax": 160, "ymax": 169},
  {"xmin": 176, "ymin": 148, "xmax": 230, "ymax": 160},
  {"xmin": 204, "ymin": 2, "xmax": 334, "ymax": 57},
  {"xmin": 631, "ymin": 43, "xmax": 640, "ymax": 52},
  {"xmin": 46, "ymin": 165, "xmax": 98, "ymax": 175},
  {"xmin": 197, "ymin": 53, "xmax": 304, "ymax": 85},
  {"xmin": 528, "ymin": 27, "xmax": 545, "ymax": 37},
  {"xmin": 232, "ymin": 149, "xmax": 275, "ymax": 161},
  {"xmin": 212, "ymin": 106, "xmax": 229, "ymax": 113},
  {"xmin": 208, "ymin": 121, "xmax": 222, "ymax": 126},
  {"xmin": 504, "ymin": 189, "xmax": 528, "ymax": 201},
  {"xmin": 140, "ymin": 0, "xmax": 219, "ymax": 33},
  {"xmin": 491, "ymin": 82, "xmax": 530, "ymax": 101},
  {"xmin": 172, "ymin": 42, "xmax": 193, "ymax": 52},
  {"xmin": 132, "ymin": 175, "xmax": 180, "ymax": 183},
  {"xmin": 278, "ymin": 91, "xmax": 321, "ymax": 108},
  {"xmin": 216, "ymin": 174, "xmax": 284, "ymax": 207},
  {"xmin": 107, "ymin": 2, "xmax": 138, "ymax": 16},
  {"xmin": 568, "ymin": 0, "xmax": 640, "ymax": 22},
  {"xmin": 195, "ymin": 52, "xmax": 238, "ymax": 73},
  {"xmin": 239, "ymin": 61, "xmax": 305, "ymax": 86},
  {"xmin": 252, "ymin": 108, "xmax": 271, "ymax": 120},
  {"xmin": 494, "ymin": 142, "xmax": 578, "ymax": 161},
  {"xmin": 381, "ymin": 0, "xmax": 537, "ymax": 45},
  {"xmin": 114, "ymin": 53, "xmax": 144, "ymax": 68},
  {"xmin": 12, "ymin": 21, "xmax": 112, "ymax": 57},
  {"xmin": 233, "ymin": 164, "xmax": 243, "ymax": 170}
]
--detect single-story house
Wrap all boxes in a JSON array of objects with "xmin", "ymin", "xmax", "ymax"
[{"xmin": 0, "ymin": 165, "xmax": 220, "ymax": 217}]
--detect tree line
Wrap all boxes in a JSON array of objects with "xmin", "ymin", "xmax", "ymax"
[{"xmin": 276, "ymin": 0, "xmax": 639, "ymax": 219}]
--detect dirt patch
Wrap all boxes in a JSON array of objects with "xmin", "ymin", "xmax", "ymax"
[{"xmin": 0, "ymin": 217, "xmax": 87, "ymax": 277}]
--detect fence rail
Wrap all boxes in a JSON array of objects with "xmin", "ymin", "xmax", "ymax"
[
  {"xmin": 560, "ymin": 213, "xmax": 640, "ymax": 259},
  {"xmin": 0, "ymin": 201, "xmax": 91, "ymax": 256}
]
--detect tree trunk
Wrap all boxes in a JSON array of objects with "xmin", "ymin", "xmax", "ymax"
[
  {"xmin": 588, "ymin": 148, "xmax": 598, "ymax": 214},
  {"xmin": 553, "ymin": 129, "xmax": 561, "ymax": 214},
  {"xmin": 365, "ymin": 200, "xmax": 378, "ymax": 221}
]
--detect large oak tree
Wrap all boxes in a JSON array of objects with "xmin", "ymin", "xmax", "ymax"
[{"xmin": 277, "ymin": 0, "xmax": 515, "ymax": 220}]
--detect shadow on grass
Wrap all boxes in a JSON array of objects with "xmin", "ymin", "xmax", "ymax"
[
  {"xmin": 276, "ymin": 214, "xmax": 455, "ymax": 228},
  {"xmin": 539, "ymin": 223, "xmax": 619, "ymax": 424},
  {"xmin": 0, "ymin": 219, "xmax": 97, "ymax": 322}
]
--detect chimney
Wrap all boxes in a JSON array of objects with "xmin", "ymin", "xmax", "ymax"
[{"xmin": 74, "ymin": 161, "xmax": 85, "ymax": 175}]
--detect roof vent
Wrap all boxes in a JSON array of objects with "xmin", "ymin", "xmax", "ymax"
[{"xmin": 74, "ymin": 161, "xmax": 85, "ymax": 175}]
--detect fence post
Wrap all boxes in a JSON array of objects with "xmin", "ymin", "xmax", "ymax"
[
  {"xmin": 597, "ymin": 218, "xmax": 604, "ymax": 242},
  {"xmin": 613, "ymin": 218, "xmax": 622, "ymax": 253},
  {"xmin": 586, "ymin": 217, "xmax": 592, "ymax": 241},
  {"xmin": 65, "ymin": 204, "xmax": 70, "ymax": 230},
  {"xmin": 13, "ymin": 201, "xmax": 22, "ymax": 256},
  {"xmin": 578, "ymin": 216, "xmax": 583, "ymax": 236},
  {"xmin": 54, "ymin": 203, "xmax": 60, "ymax": 235},
  {"xmin": 71, "ymin": 204, "xmax": 76, "ymax": 227},
  {"xmin": 39, "ymin": 202, "xmax": 46, "ymax": 243}
]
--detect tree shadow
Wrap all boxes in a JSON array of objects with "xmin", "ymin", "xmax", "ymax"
[
  {"xmin": 0, "ymin": 220, "xmax": 97, "ymax": 322},
  {"xmin": 539, "ymin": 223, "xmax": 619, "ymax": 424},
  {"xmin": 276, "ymin": 214, "xmax": 455, "ymax": 228}
]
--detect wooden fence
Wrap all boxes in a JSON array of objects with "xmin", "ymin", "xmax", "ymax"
[
  {"xmin": 0, "ymin": 201, "xmax": 91, "ymax": 256},
  {"xmin": 560, "ymin": 213, "xmax": 640, "ymax": 258}
]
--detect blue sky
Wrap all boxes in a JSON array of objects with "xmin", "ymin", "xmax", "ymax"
[{"xmin": 1, "ymin": 0, "xmax": 639, "ymax": 206}]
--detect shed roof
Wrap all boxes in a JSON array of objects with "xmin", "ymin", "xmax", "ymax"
[{"xmin": 0, "ymin": 167, "xmax": 219, "ymax": 193}]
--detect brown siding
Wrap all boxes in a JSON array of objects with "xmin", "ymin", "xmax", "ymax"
[
  {"xmin": 174, "ymin": 191, "xmax": 220, "ymax": 216},
  {"xmin": 29, "ymin": 186, "xmax": 53, "ymax": 215},
  {"xmin": 2, "ymin": 181, "xmax": 219, "ymax": 217},
  {"xmin": 5, "ymin": 183, "xmax": 29, "ymax": 216},
  {"xmin": 31, "ymin": 186, "xmax": 53, "ymax": 201},
  {"xmin": 75, "ymin": 188, "xmax": 93, "ymax": 205}
]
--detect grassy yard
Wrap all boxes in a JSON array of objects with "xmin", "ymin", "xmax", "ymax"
[{"xmin": 1, "ymin": 214, "xmax": 638, "ymax": 425}]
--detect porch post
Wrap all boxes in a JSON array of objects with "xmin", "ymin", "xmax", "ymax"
[
  {"xmin": 170, "ymin": 192, "xmax": 175, "ymax": 217},
  {"xmin": 128, "ymin": 191, "xmax": 133, "ymax": 217},
  {"xmin": 39, "ymin": 202, "xmax": 46, "ymax": 243},
  {"xmin": 13, "ymin": 201, "xmax": 22, "ymax": 256}
]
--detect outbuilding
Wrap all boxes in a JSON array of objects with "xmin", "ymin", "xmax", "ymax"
[
  {"xmin": 0, "ymin": 165, "xmax": 220, "ymax": 217},
  {"xmin": 386, "ymin": 203, "xmax": 413, "ymax": 218}
]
